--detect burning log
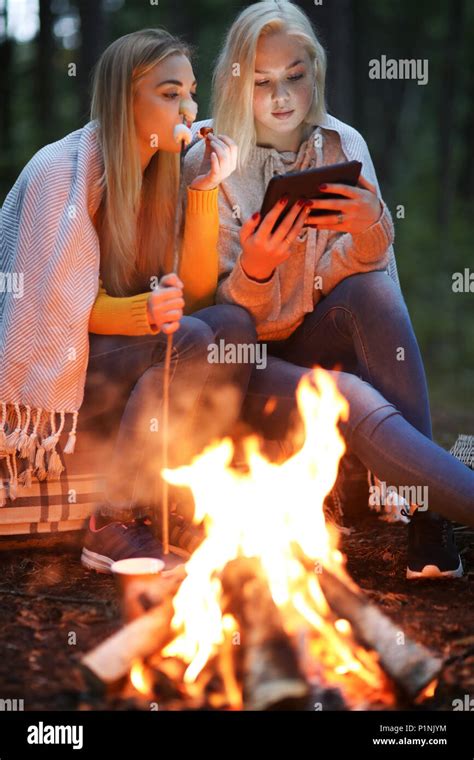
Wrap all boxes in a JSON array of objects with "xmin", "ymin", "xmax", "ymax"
[
  {"xmin": 318, "ymin": 566, "xmax": 442, "ymax": 699},
  {"xmin": 81, "ymin": 599, "xmax": 174, "ymax": 690},
  {"xmin": 221, "ymin": 558, "xmax": 309, "ymax": 710},
  {"xmin": 80, "ymin": 566, "xmax": 185, "ymax": 690}
]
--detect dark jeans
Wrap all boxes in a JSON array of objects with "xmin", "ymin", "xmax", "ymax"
[
  {"xmin": 243, "ymin": 272, "xmax": 474, "ymax": 525},
  {"xmin": 76, "ymin": 304, "xmax": 257, "ymax": 520}
]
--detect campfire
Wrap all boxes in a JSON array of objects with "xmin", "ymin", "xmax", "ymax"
[{"xmin": 81, "ymin": 369, "xmax": 441, "ymax": 710}]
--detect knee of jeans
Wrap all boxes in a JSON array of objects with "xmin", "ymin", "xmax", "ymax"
[
  {"xmin": 180, "ymin": 316, "xmax": 215, "ymax": 354},
  {"xmin": 344, "ymin": 271, "xmax": 406, "ymax": 314},
  {"xmin": 333, "ymin": 370, "xmax": 394, "ymax": 429},
  {"xmin": 212, "ymin": 304, "xmax": 257, "ymax": 345}
]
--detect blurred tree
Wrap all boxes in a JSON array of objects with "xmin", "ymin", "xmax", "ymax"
[
  {"xmin": 78, "ymin": 0, "xmax": 106, "ymax": 122},
  {"xmin": 1, "ymin": 0, "xmax": 472, "ymax": 416},
  {"xmin": 0, "ymin": 0, "xmax": 13, "ymax": 151},
  {"xmin": 437, "ymin": 0, "xmax": 467, "ymax": 231},
  {"xmin": 302, "ymin": 0, "xmax": 355, "ymax": 124},
  {"xmin": 37, "ymin": 0, "xmax": 55, "ymax": 145}
]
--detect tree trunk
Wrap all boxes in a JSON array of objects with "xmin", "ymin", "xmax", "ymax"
[
  {"xmin": 37, "ymin": 0, "xmax": 54, "ymax": 145},
  {"xmin": 437, "ymin": 0, "xmax": 466, "ymax": 234},
  {"xmin": 78, "ymin": 0, "xmax": 106, "ymax": 122},
  {"xmin": 311, "ymin": 0, "xmax": 355, "ymax": 124},
  {"xmin": 0, "ymin": 2, "xmax": 13, "ymax": 152}
]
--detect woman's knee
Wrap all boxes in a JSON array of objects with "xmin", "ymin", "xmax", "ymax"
[
  {"xmin": 331, "ymin": 370, "xmax": 397, "ymax": 435},
  {"xmin": 201, "ymin": 304, "xmax": 257, "ymax": 345},
  {"xmin": 175, "ymin": 315, "xmax": 215, "ymax": 356},
  {"xmin": 342, "ymin": 271, "xmax": 407, "ymax": 315}
]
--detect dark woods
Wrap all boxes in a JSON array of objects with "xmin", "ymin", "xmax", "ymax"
[{"xmin": 1, "ymin": 0, "xmax": 473, "ymax": 428}]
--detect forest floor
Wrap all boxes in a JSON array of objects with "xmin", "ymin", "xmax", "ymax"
[{"xmin": 0, "ymin": 403, "xmax": 472, "ymax": 712}]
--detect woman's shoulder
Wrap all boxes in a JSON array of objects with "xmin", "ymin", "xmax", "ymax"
[
  {"xmin": 319, "ymin": 114, "xmax": 369, "ymax": 153},
  {"xmin": 15, "ymin": 122, "xmax": 99, "ymax": 189}
]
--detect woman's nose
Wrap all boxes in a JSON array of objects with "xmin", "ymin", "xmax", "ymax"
[{"xmin": 272, "ymin": 81, "xmax": 290, "ymax": 102}]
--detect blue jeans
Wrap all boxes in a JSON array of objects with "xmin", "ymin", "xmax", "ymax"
[
  {"xmin": 244, "ymin": 272, "xmax": 474, "ymax": 525},
  {"xmin": 76, "ymin": 304, "xmax": 257, "ymax": 520}
]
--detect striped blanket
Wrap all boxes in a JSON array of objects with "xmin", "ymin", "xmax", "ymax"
[{"xmin": 0, "ymin": 121, "xmax": 104, "ymax": 503}]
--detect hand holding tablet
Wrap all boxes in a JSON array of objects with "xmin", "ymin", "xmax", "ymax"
[
  {"xmin": 258, "ymin": 160, "xmax": 383, "ymax": 235},
  {"xmin": 259, "ymin": 160, "xmax": 362, "ymax": 232}
]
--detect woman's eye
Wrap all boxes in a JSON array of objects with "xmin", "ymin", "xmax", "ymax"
[
  {"xmin": 255, "ymin": 74, "xmax": 304, "ymax": 87},
  {"xmin": 163, "ymin": 92, "xmax": 198, "ymax": 101}
]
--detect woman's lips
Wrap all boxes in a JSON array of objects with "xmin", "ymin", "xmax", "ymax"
[{"xmin": 272, "ymin": 110, "xmax": 294, "ymax": 120}]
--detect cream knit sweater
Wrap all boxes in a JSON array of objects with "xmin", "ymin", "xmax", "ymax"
[{"xmin": 185, "ymin": 114, "xmax": 398, "ymax": 341}]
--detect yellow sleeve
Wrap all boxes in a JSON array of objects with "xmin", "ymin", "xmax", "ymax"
[
  {"xmin": 180, "ymin": 186, "xmax": 219, "ymax": 314},
  {"xmin": 89, "ymin": 186, "xmax": 219, "ymax": 334},
  {"xmin": 88, "ymin": 280, "xmax": 159, "ymax": 336}
]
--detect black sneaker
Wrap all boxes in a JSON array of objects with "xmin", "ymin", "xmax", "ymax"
[
  {"xmin": 81, "ymin": 514, "xmax": 163, "ymax": 573},
  {"xmin": 406, "ymin": 510, "xmax": 463, "ymax": 579}
]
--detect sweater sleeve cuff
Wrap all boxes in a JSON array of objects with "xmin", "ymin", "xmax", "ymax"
[
  {"xmin": 231, "ymin": 256, "xmax": 278, "ymax": 302},
  {"xmin": 130, "ymin": 292, "xmax": 160, "ymax": 334},
  {"xmin": 351, "ymin": 200, "xmax": 395, "ymax": 261},
  {"xmin": 186, "ymin": 186, "xmax": 219, "ymax": 214},
  {"xmin": 221, "ymin": 255, "xmax": 281, "ymax": 321}
]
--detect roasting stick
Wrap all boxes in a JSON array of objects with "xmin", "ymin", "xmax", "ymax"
[{"xmin": 160, "ymin": 100, "xmax": 197, "ymax": 555}]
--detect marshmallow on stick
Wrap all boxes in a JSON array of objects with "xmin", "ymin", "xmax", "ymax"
[{"xmin": 173, "ymin": 123, "xmax": 193, "ymax": 146}]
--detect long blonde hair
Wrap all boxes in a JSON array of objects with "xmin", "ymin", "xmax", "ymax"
[
  {"xmin": 212, "ymin": 1, "xmax": 327, "ymax": 170},
  {"xmin": 91, "ymin": 29, "xmax": 190, "ymax": 296}
]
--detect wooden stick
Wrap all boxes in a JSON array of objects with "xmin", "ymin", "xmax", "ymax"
[
  {"xmin": 160, "ymin": 127, "xmax": 187, "ymax": 555},
  {"xmin": 161, "ymin": 333, "xmax": 172, "ymax": 555},
  {"xmin": 318, "ymin": 566, "xmax": 442, "ymax": 699}
]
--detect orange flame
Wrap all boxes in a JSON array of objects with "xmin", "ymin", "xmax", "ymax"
[
  {"xmin": 159, "ymin": 368, "xmax": 391, "ymax": 706},
  {"xmin": 130, "ymin": 659, "xmax": 153, "ymax": 695}
]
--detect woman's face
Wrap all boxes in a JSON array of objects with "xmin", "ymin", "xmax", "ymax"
[
  {"xmin": 133, "ymin": 53, "xmax": 197, "ymax": 162},
  {"xmin": 253, "ymin": 31, "xmax": 315, "ymax": 148}
]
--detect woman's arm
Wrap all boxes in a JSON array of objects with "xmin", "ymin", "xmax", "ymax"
[
  {"xmin": 179, "ymin": 187, "xmax": 219, "ymax": 313},
  {"xmin": 181, "ymin": 135, "xmax": 238, "ymax": 313},
  {"xmin": 312, "ymin": 188, "xmax": 395, "ymax": 295},
  {"xmin": 88, "ymin": 280, "xmax": 159, "ymax": 335},
  {"xmin": 89, "ymin": 274, "xmax": 186, "ymax": 336},
  {"xmin": 215, "ymin": 224, "xmax": 282, "ymax": 323}
]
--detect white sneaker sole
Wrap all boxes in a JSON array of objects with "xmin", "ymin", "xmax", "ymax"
[
  {"xmin": 80, "ymin": 544, "xmax": 190, "ymax": 573},
  {"xmin": 81, "ymin": 547, "xmax": 115, "ymax": 573},
  {"xmin": 406, "ymin": 557, "xmax": 463, "ymax": 580}
]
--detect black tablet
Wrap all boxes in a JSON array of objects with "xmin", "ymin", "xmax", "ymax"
[{"xmin": 259, "ymin": 160, "xmax": 362, "ymax": 232}]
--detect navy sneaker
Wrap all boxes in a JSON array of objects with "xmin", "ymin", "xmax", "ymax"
[
  {"xmin": 406, "ymin": 510, "xmax": 463, "ymax": 579},
  {"xmin": 81, "ymin": 514, "xmax": 163, "ymax": 573}
]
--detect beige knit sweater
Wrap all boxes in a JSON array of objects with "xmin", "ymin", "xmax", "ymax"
[{"xmin": 184, "ymin": 114, "xmax": 398, "ymax": 341}]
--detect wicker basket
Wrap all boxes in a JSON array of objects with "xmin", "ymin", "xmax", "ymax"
[{"xmin": 450, "ymin": 435, "xmax": 474, "ymax": 469}]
